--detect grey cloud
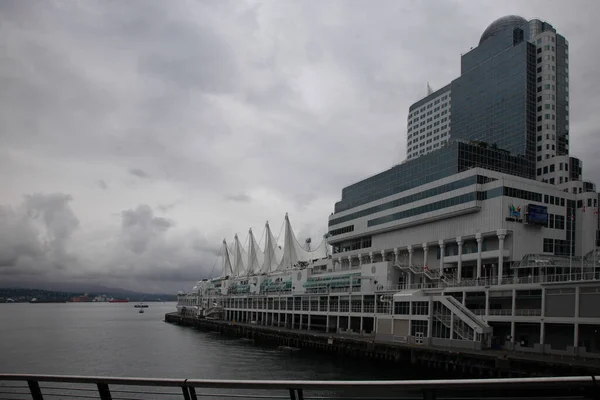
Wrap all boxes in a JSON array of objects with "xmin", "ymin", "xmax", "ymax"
[
  {"xmin": 157, "ymin": 201, "xmax": 180, "ymax": 214},
  {"xmin": 128, "ymin": 168, "xmax": 150, "ymax": 179},
  {"xmin": 97, "ymin": 180, "xmax": 108, "ymax": 189},
  {"xmin": 0, "ymin": 196, "xmax": 219, "ymax": 292},
  {"xmin": 139, "ymin": 22, "xmax": 239, "ymax": 94},
  {"xmin": 226, "ymin": 193, "xmax": 252, "ymax": 203},
  {"xmin": 121, "ymin": 205, "xmax": 174, "ymax": 254},
  {"xmin": 0, "ymin": 193, "xmax": 78, "ymax": 271}
]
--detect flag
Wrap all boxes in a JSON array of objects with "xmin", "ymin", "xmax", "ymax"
[
  {"xmin": 582, "ymin": 205, "xmax": 586, "ymax": 213},
  {"xmin": 595, "ymin": 208, "xmax": 598, "ymax": 215}
]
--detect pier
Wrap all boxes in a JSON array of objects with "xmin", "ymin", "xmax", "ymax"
[{"xmin": 165, "ymin": 313, "xmax": 600, "ymax": 378}]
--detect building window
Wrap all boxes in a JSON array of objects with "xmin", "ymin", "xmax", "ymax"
[
  {"xmin": 394, "ymin": 302, "xmax": 410, "ymax": 315},
  {"xmin": 543, "ymin": 238, "xmax": 554, "ymax": 253},
  {"xmin": 412, "ymin": 302, "xmax": 429, "ymax": 315}
]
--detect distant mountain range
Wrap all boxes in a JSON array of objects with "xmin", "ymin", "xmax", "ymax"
[{"xmin": 0, "ymin": 282, "xmax": 177, "ymax": 301}]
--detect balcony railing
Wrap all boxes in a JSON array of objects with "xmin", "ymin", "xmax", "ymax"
[
  {"xmin": 0, "ymin": 374, "xmax": 598, "ymax": 400},
  {"xmin": 471, "ymin": 308, "xmax": 542, "ymax": 317}
]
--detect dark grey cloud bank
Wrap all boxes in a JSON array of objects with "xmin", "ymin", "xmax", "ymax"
[{"xmin": 1, "ymin": 0, "xmax": 599, "ymax": 292}]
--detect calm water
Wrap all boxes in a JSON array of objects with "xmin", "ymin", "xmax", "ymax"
[{"xmin": 0, "ymin": 302, "xmax": 431, "ymax": 381}]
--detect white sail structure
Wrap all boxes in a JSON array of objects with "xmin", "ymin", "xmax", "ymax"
[
  {"xmin": 220, "ymin": 239, "xmax": 234, "ymax": 278},
  {"xmin": 232, "ymin": 234, "xmax": 247, "ymax": 277},
  {"xmin": 276, "ymin": 213, "xmax": 328, "ymax": 271},
  {"xmin": 260, "ymin": 221, "xmax": 283, "ymax": 274},
  {"xmin": 246, "ymin": 228, "xmax": 264, "ymax": 276}
]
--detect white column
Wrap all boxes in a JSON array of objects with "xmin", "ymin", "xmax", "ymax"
[
  {"xmin": 369, "ymin": 251, "xmax": 374, "ymax": 264},
  {"xmin": 497, "ymin": 229, "xmax": 507, "ymax": 284},
  {"xmin": 541, "ymin": 287, "xmax": 546, "ymax": 317},
  {"xmin": 347, "ymin": 256, "xmax": 352, "ymax": 269},
  {"xmin": 456, "ymin": 236, "xmax": 463, "ymax": 283},
  {"xmin": 394, "ymin": 247, "xmax": 400, "ymax": 264},
  {"xmin": 422, "ymin": 243, "xmax": 429, "ymax": 268},
  {"xmin": 485, "ymin": 290, "xmax": 489, "ymax": 317},
  {"xmin": 512, "ymin": 289, "xmax": 517, "ymax": 316},
  {"xmin": 381, "ymin": 250, "xmax": 386, "ymax": 262},
  {"xmin": 439, "ymin": 240, "xmax": 445, "ymax": 273},
  {"xmin": 476, "ymin": 233, "xmax": 483, "ymax": 279},
  {"xmin": 407, "ymin": 246, "xmax": 413, "ymax": 286},
  {"xmin": 358, "ymin": 253, "xmax": 363, "ymax": 266}
]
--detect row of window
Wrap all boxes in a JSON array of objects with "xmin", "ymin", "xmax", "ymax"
[
  {"xmin": 329, "ymin": 225, "xmax": 354, "ymax": 236},
  {"xmin": 543, "ymin": 238, "xmax": 573, "ymax": 256},
  {"xmin": 407, "ymin": 132, "xmax": 449, "ymax": 152},
  {"xmin": 330, "ymin": 175, "xmax": 482, "ymax": 227},
  {"xmin": 409, "ymin": 94, "xmax": 450, "ymax": 118},
  {"xmin": 394, "ymin": 301, "xmax": 429, "ymax": 315},
  {"xmin": 367, "ymin": 192, "xmax": 477, "ymax": 228},
  {"xmin": 407, "ymin": 102, "xmax": 449, "ymax": 126},
  {"xmin": 535, "ymin": 35, "xmax": 555, "ymax": 45},
  {"xmin": 547, "ymin": 214, "xmax": 566, "ymax": 230},
  {"xmin": 331, "ymin": 236, "xmax": 372, "ymax": 254},
  {"xmin": 537, "ymin": 161, "xmax": 569, "ymax": 176}
]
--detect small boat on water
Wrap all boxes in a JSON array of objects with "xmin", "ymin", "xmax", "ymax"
[{"xmin": 134, "ymin": 303, "xmax": 149, "ymax": 308}]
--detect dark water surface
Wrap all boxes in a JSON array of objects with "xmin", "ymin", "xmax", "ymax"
[{"xmin": 0, "ymin": 302, "xmax": 432, "ymax": 381}]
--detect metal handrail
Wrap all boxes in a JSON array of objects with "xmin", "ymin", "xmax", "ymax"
[{"xmin": 1, "ymin": 374, "xmax": 599, "ymax": 400}]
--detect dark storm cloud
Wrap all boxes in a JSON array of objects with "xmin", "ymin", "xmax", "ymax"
[
  {"xmin": 1, "ymin": 0, "xmax": 600, "ymax": 292},
  {"xmin": 0, "ymin": 196, "xmax": 219, "ymax": 293},
  {"xmin": 0, "ymin": 193, "xmax": 78, "ymax": 271}
]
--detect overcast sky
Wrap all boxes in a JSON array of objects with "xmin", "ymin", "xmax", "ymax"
[{"xmin": 1, "ymin": 0, "xmax": 599, "ymax": 293}]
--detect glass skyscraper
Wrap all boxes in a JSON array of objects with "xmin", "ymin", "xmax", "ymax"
[{"xmin": 406, "ymin": 16, "xmax": 571, "ymax": 188}]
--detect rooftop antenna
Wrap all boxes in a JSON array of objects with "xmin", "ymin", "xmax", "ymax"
[{"xmin": 427, "ymin": 82, "xmax": 434, "ymax": 96}]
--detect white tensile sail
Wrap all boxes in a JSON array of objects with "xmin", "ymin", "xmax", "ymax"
[
  {"xmin": 276, "ymin": 213, "xmax": 328, "ymax": 271},
  {"xmin": 246, "ymin": 228, "xmax": 264, "ymax": 276},
  {"xmin": 232, "ymin": 234, "xmax": 247, "ymax": 277},
  {"xmin": 220, "ymin": 239, "xmax": 234, "ymax": 278},
  {"xmin": 260, "ymin": 221, "xmax": 283, "ymax": 274}
]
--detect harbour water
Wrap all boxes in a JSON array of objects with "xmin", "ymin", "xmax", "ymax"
[{"xmin": 0, "ymin": 302, "xmax": 435, "ymax": 380}]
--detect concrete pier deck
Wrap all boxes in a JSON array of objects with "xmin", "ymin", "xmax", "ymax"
[{"xmin": 165, "ymin": 313, "xmax": 600, "ymax": 378}]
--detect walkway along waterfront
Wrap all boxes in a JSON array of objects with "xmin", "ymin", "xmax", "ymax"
[{"xmin": 165, "ymin": 313, "xmax": 600, "ymax": 378}]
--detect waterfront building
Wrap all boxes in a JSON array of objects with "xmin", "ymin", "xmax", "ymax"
[{"xmin": 177, "ymin": 16, "xmax": 600, "ymax": 358}]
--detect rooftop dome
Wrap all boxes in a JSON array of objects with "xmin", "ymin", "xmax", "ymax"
[{"xmin": 479, "ymin": 15, "xmax": 528, "ymax": 45}]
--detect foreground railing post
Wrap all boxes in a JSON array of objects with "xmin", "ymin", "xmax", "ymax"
[
  {"xmin": 422, "ymin": 388, "xmax": 436, "ymax": 400},
  {"xmin": 27, "ymin": 380, "xmax": 43, "ymax": 400},
  {"xmin": 97, "ymin": 383, "xmax": 112, "ymax": 400},
  {"xmin": 288, "ymin": 388, "xmax": 304, "ymax": 400}
]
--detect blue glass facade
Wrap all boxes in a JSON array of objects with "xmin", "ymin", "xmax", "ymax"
[
  {"xmin": 451, "ymin": 25, "xmax": 537, "ymax": 178},
  {"xmin": 333, "ymin": 141, "xmax": 532, "ymax": 215}
]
